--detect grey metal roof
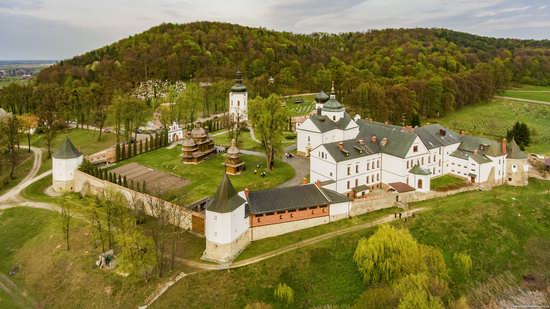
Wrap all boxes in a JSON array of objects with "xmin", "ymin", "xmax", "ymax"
[
  {"xmin": 409, "ymin": 164, "xmax": 431, "ymax": 175},
  {"xmin": 356, "ymin": 120, "xmax": 418, "ymax": 158},
  {"xmin": 315, "ymin": 90, "xmax": 329, "ymax": 103},
  {"xmin": 52, "ymin": 137, "xmax": 82, "ymax": 159},
  {"xmin": 320, "ymin": 187, "xmax": 353, "ymax": 203},
  {"xmin": 247, "ymin": 184, "xmax": 348, "ymax": 214},
  {"xmin": 322, "ymin": 139, "xmax": 380, "ymax": 162},
  {"xmin": 458, "ymin": 136, "xmax": 504, "ymax": 157},
  {"xmin": 414, "ymin": 124, "xmax": 462, "ymax": 149},
  {"xmin": 205, "ymin": 174, "xmax": 245, "ymax": 213},
  {"xmin": 308, "ymin": 113, "xmax": 355, "ymax": 133},
  {"xmin": 506, "ymin": 138, "xmax": 527, "ymax": 159},
  {"xmin": 351, "ymin": 185, "xmax": 369, "ymax": 193},
  {"xmin": 449, "ymin": 149, "xmax": 492, "ymax": 164}
]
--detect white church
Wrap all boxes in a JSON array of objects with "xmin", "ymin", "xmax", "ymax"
[
  {"xmin": 297, "ymin": 85, "xmax": 529, "ymax": 195},
  {"xmin": 228, "ymin": 70, "xmax": 248, "ymax": 122}
]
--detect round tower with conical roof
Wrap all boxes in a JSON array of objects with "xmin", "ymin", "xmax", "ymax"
[
  {"xmin": 229, "ymin": 70, "xmax": 248, "ymax": 122},
  {"xmin": 52, "ymin": 137, "xmax": 84, "ymax": 192},
  {"xmin": 321, "ymin": 81, "xmax": 345, "ymax": 122}
]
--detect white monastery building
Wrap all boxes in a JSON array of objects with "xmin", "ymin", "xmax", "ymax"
[
  {"xmin": 228, "ymin": 70, "xmax": 248, "ymax": 122},
  {"xmin": 298, "ymin": 87, "xmax": 529, "ymax": 195}
]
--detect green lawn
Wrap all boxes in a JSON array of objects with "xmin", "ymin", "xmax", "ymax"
[
  {"xmin": 0, "ymin": 77, "xmax": 27, "ymax": 89},
  {"xmin": 0, "ymin": 150, "xmax": 34, "ymax": 195},
  {"xmin": 28, "ymin": 128, "xmax": 118, "ymax": 157},
  {"xmin": 212, "ymin": 131, "xmax": 262, "ymax": 151},
  {"xmin": 110, "ymin": 147, "xmax": 295, "ymax": 205},
  {"xmin": 153, "ymin": 178, "xmax": 550, "ymax": 308},
  {"xmin": 426, "ymin": 98, "xmax": 550, "ymax": 155},
  {"xmin": 283, "ymin": 95, "xmax": 315, "ymax": 116},
  {"xmin": 430, "ymin": 174, "xmax": 469, "ymax": 191},
  {"xmin": 0, "ymin": 207, "xmax": 158, "ymax": 309},
  {"xmin": 501, "ymin": 84, "xmax": 550, "ymax": 103}
]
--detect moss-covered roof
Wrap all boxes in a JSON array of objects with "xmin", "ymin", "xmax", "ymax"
[
  {"xmin": 409, "ymin": 164, "xmax": 431, "ymax": 175},
  {"xmin": 506, "ymin": 138, "xmax": 527, "ymax": 159},
  {"xmin": 315, "ymin": 90, "xmax": 329, "ymax": 103}
]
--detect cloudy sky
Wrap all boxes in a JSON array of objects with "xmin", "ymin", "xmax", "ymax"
[{"xmin": 1, "ymin": 0, "xmax": 550, "ymax": 60}]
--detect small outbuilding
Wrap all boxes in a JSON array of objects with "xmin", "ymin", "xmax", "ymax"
[{"xmin": 225, "ymin": 139, "xmax": 245, "ymax": 175}]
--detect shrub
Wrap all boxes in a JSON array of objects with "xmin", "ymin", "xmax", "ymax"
[
  {"xmin": 454, "ymin": 252, "xmax": 473, "ymax": 275},
  {"xmin": 274, "ymin": 283, "xmax": 294, "ymax": 304}
]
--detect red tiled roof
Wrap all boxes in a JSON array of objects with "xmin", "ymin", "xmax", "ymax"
[{"xmin": 388, "ymin": 182, "xmax": 416, "ymax": 193}]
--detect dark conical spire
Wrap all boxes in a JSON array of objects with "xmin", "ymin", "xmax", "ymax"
[
  {"xmin": 205, "ymin": 173, "xmax": 245, "ymax": 213},
  {"xmin": 52, "ymin": 136, "xmax": 82, "ymax": 159},
  {"xmin": 507, "ymin": 138, "xmax": 527, "ymax": 159}
]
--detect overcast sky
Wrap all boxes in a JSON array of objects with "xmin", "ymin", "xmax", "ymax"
[{"xmin": 1, "ymin": 0, "xmax": 550, "ymax": 60}]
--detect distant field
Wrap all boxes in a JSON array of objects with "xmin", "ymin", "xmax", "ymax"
[
  {"xmin": 0, "ymin": 77, "xmax": 27, "ymax": 89},
  {"xmin": 426, "ymin": 98, "xmax": 550, "ymax": 155},
  {"xmin": 502, "ymin": 84, "xmax": 550, "ymax": 103}
]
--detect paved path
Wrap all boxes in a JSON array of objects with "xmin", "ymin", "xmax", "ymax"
[
  {"xmin": 248, "ymin": 128, "xmax": 261, "ymax": 144},
  {"xmin": 495, "ymin": 96, "xmax": 550, "ymax": 106}
]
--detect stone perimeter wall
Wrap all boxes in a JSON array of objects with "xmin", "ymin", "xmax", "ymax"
[{"xmin": 74, "ymin": 170, "xmax": 193, "ymax": 230}]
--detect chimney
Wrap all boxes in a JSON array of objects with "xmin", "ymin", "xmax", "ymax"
[
  {"xmin": 371, "ymin": 135, "xmax": 377, "ymax": 144},
  {"xmin": 474, "ymin": 149, "xmax": 478, "ymax": 155},
  {"xmin": 460, "ymin": 130, "xmax": 465, "ymax": 137},
  {"xmin": 338, "ymin": 142, "xmax": 344, "ymax": 150},
  {"xmin": 384, "ymin": 121, "xmax": 389, "ymax": 126},
  {"xmin": 439, "ymin": 129, "xmax": 446, "ymax": 136},
  {"xmin": 381, "ymin": 137, "xmax": 388, "ymax": 147},
  {"xmin": 303, "ymin": 177, "xmax": 308, "ymax": 184},
  {"xmin": 357, "ymin": 139, "xmax": 364, "ymax": 145},
  {"xmin": 244, "ymin": 188, "xmax": 250, "ymax": 199},
  {"xmin": 501, "ymin": 138, "xmax": 507, "ymax": 155},
  {"xmin": 315, "ymin": 179, "xmax": 321, "ymax": 187}
]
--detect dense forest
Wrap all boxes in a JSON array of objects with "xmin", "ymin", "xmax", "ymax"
[{"xmin": 3, "ymin": 21, "xmax": 550, "ymax": 125}]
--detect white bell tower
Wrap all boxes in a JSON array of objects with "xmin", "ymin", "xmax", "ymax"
[{"xmin": 229, "ymin": 70, "xmax": 248, "ymax": 122}]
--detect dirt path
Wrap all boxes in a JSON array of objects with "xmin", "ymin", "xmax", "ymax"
[{"xmin": 495, "ymin": 96, "xmax": 550, "ymax": 106}]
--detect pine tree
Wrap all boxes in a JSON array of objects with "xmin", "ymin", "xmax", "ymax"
[
  {"xmin": 145, "ymin": 137, "xmax": 149, "ymax": 152},
  {"xmin": 506, "ymin": 121, "xmax": 531, "ymax": 150},
  {"xmin": 142, "ymin": 181, "xmax": 147, "ymax": 193},
  {"xmin": 128, "ymin": 142, "xmax": 132, "ymax": 158},
  {"xmin": 123, "ymin": 176, "xmax": 128, "ymax": 187},
  {"xmin": 121, "ymin": 143, "xmax": 126, "ymax": 160},
  {"xmin": 139, "ymin": 140, "xmax": 143, "ymax": 154},
  {"xmin": 118, "ymin": 175, "xmax": 122, "ymax": 185},
  {"xmin": 115, "ymin": 143, "xmax": 121, "ymax": 162},
  {"xmin": 133, "ymin": 140, "xmax": 137, "ymax": 155},
  {"xmin": 164, "ymin": 128, "xmax": 169, "ymax": 145},
  {"xmin": 130, "ymin": 179, "xmax": 135, "ymax": 190},
  {"xmin": 108, "ymin": 172, "xmax": 113, "ymax": 182},
  {"xmin": 136, "ymin": 181, "xmax": 141, "ymax": 192}
]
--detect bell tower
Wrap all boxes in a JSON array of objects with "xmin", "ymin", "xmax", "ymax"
[{"xmin": 229, "ymin": 70, "xmax": 248, "ymax": 122}]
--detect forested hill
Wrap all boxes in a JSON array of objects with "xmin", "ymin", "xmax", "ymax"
[{"xmin": 30, "ymin": 21, "xmax": 550, "ymax": 122}]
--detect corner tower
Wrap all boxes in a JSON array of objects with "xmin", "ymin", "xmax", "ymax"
[
  {"xmin": 229, "ymin": 70, "xmax": 248, "ymax": 122},
  {"xmin": 203, "ymin": 174, "xmax": 250, "ymax": 263},
  {"xmin": 52, "ymin": 137, "xmax": 83, "ymax": 192}
]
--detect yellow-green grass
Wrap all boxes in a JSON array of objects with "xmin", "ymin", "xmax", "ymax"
[
  {"xmin": 27, "ymin": 128, "xmax": 118, "ymax": 157},
  {"xmin": 0, "ymin": 77, "xmax": 27, "ymax": 89},
  {"xmin": 426, "ymin": 98, "xmax": 550, "ymax": 155},
  {"xmin": 430, "ymin": 174, "xmax": 469, "ymax": 191},
  {"xmin": 501, "ymin": 89, "xmax": 550, "ymax": 103},
  {"xmin": 236, "ymin": 207, "xmax": 400, "ymax": 261},
  {"xmin": 283, "ymin": 95, "xmax": 315, "ymax": 116},
  {"xmin": 0, "ymin": 150, "xmax": 34, "ymax": 195},
  {"xmin": 212, "ymin": 131, "xmax": 261, "ymax": 151},
  {"xmin": 0, "ymin": 207, "xmax": 158, "ymax": 308},
  {"xmin": 109, "ymin": 147, "xmax": 295, "ymax": 205},
  {"xmin": 153, "ymin": 179, "xmax": 550, "ymax": 308}
]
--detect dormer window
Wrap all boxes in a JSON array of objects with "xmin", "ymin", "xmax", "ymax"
[{"xmin": 479, "ymin": 145, "xmax": 485, "ymax": 151}]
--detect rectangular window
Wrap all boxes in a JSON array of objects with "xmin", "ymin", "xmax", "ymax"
[
  {"xmin": 377, "ymin": 160, "xmax": 380, "ymax": 168},
  {"xmin": 355, "ymin": 179, "xmax": 359, "ymax": 187},
  {"xmin": 371, "ymin": 162, "xmax": 375, "ymax": 169},
  {"xmin": 407, "ymin": 161, "xmax": 409, "ymax": 169},
  {"xmin": 421, "ymin": 157, "xmax": 424, "ymax": 165},
  {"xmin": 366, "ymin": 177, "xmax": 369, "ymax": 184},
  {"xmin": 376, "ymin": 173, "xmax": 379, "ymax": 181},
  {"xmin": 347, "ymin": 166, "xmax": 351, "ymax": 175},
  {"xmin": 413, "ymin": 145, "xmax": 418, "ymax": 152},
  {"xmin": 347, "ymin": 181, "xmax": 350, "ymax": 189},
  {"xmin": 372, "ymin": 175, "xmax": 375, "ymax": 182},
  {"xmin": 356, "ymin": 165, "xmax": 359, "ymax": 173},
  {"xmin": 428, "ymin": 156, "xmax": 431, "ymax": 163}
]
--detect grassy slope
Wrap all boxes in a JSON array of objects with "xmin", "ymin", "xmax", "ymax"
[
  {"xmin": 283, "ymin": 95, "xmax": 315, "ymax": 116},
  {"xmin": 153, "ymin": 179, "xmax": 550, "ymax": 308},
  {"xmin": 0, "ymin": 150, "xmax": 34, "ymax": 195},
  {"xmin": 430, "ymin": 174, "xmax": 468, "ymax": 191},
  {"xmin": 426, "ymin": 98, "xmax": 550, "ymax": 155},
  {"xmin": 110, "ymin": 147, "xmax": 295, "ymax": 205},
  {"xmin": 502, "ymin": 84, "xmax": 550, "ymax": 103},
  {"xmin": 212, "ymin": 131, "xmax": 262, "ymax": 151},
  {"xmin": 28, "ymin": 128, "xmax": 118, "ymax": 157},
  {"xmin": 0, "ymin": 207, "xmax": 158, "ymax": 309}
]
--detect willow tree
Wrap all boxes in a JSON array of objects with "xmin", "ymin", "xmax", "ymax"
[{"xmin": 248, "ymin": 94, "xmax": 288, "ymax": 170}]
